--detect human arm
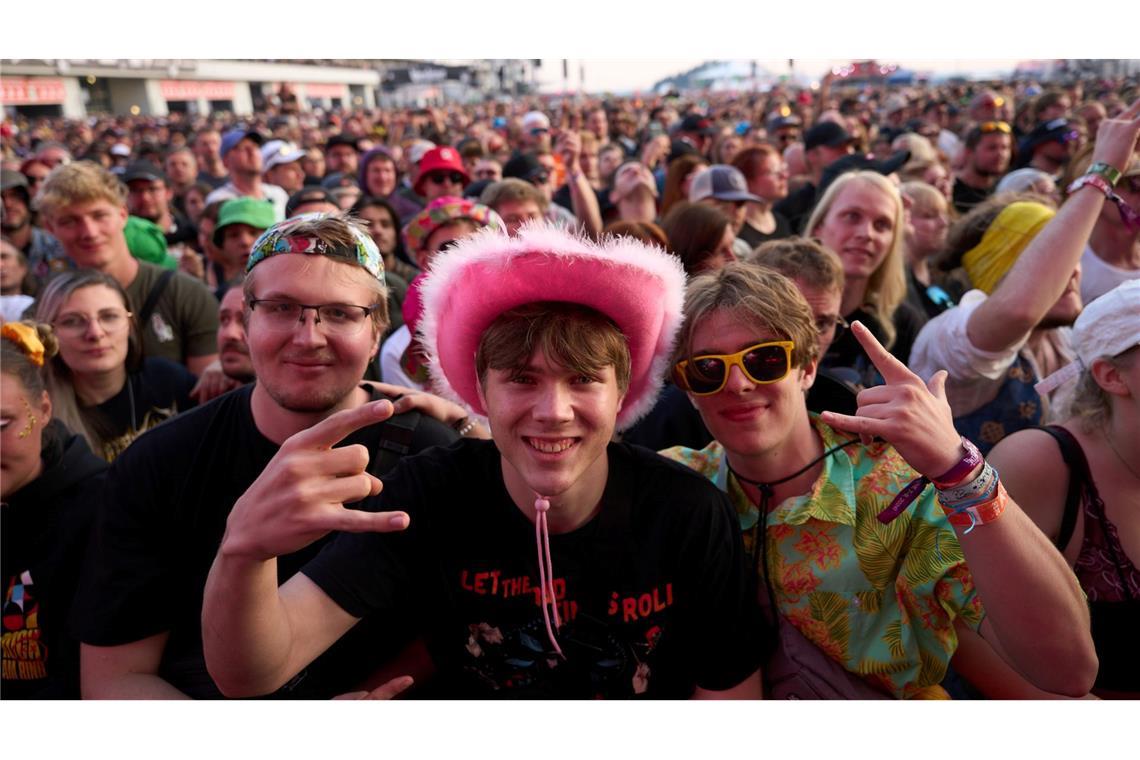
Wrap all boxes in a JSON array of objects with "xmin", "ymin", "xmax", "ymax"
[
  {"xmin": 186, "ymin": 352, "xmax": 219, "ymax": 377},
  {"xmin": 821, "ymin": 321, "xmax": 1096, "ymax": 696},
  {"xmin": 80, "ymin": 634, "xmax": 189, "ymax": 699},
  {"xmin": 950, "ymin": 622, "xmax": 1095, "ymax": 699},
  {"xmin": 189, "ymin": 358, "xmax": 244, "ymax": 404},
  {"xmin": 967, "ymin": 99, "xmax": 1140, "ymax": 352},
  {"xmin": 556, "ymin": 130, "xmax": 602, "ymax": 239},
  {"xmin": 200, "ymin": 401, "xmax": 411, "ymax": 697},
  {"xmin": 363, "ymin": 380, "xmax": 491, "ymax": 439}
]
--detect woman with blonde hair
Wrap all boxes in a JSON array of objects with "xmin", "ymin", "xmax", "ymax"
[
  {"xmin": 899, "ymin": 181, "xmax": 957, "ymax": 319},
  {"xmin": 806, "ymin": 170, "xmax": 925, "ymax": 379}
]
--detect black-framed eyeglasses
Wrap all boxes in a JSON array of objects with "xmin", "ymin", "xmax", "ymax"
[
  {"xmin": 425, "ymin": 171, "xmax": 465, "ymax": 185},
  {"xmin": 248, "ymin": 299, "xmax": 378, "ymax": 336}
]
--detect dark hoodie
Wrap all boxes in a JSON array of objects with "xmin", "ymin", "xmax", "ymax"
[{"xmin": 2, "ymin": 421, "xmax": 107, "ymax": 699}]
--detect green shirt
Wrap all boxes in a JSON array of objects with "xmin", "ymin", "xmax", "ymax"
[{"xmin": 662, "ymin": 415, "xmax": 984, "ymax": 698}]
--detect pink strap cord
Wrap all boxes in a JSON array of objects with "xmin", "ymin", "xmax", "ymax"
[{"xmin": 533, "ymin": 495, "xmax": 565, "ymax": 658}]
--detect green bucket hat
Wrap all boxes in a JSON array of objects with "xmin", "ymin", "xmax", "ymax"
[{"xmin": 213, "ymin": 197, "xmax": 277, "ymax": 247}]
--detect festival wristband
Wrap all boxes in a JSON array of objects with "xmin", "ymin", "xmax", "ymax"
[
  {"xmin": 1067, "ymin": 173, "xmax": 1114, "ymax": 199},
  {"xmin": 941, "ymin": 481, "xmax": 1008, "ymax": 531},
  {"xmin": 1087, "ymin": 161, "xmax": 1123, "ymax": 187},
  {"xmin": 877, "ymin": 437, "xmax": 984, "ymax": 524}
]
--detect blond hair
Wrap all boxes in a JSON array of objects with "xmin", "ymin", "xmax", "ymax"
[
  {"xmin": 806, "ymin": 171, "xmax": 907, "ymax": 348},
  {"xmin": 675, "ymin": 262, "xmax": 819, "ymax": 370},
  {"xmin": 34, "ymin": 160, "xmax": 127, "ymax": 219}
]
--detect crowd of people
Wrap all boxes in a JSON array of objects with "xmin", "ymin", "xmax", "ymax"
[{"xmin": 2, "ymin": 70, "xmax": 1138, "ymax": 700}]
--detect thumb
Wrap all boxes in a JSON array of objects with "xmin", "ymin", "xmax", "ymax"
[{"xmin": 926, "ymin": 369, "xmax": 949, "ymax": 401}]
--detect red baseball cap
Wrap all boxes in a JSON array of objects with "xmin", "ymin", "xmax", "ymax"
[{"xmin": 414, "ymin": 146, "xmax": 470, "ymax": 194}]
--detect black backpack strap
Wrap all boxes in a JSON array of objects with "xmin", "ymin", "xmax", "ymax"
[
  {"xmin": 362, "ymin": 388, "xmax": 422, "ymax": 478},
  {"xmin": 139, "ymin": 269, "xmax": 176, "ymax": 328},
  {"xmin": 1034, "ymin": 425, "xmax": 1088, "ymax": 552}
]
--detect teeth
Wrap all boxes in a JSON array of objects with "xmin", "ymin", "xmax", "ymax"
[{"xmin": 528, "ymin": 438, "xmax": 576, "ymax": 453}]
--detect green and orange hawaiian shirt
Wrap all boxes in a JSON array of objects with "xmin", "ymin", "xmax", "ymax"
[{"xmin": 661, "ymin": 415, "xmax": 985, "ymax": 698}]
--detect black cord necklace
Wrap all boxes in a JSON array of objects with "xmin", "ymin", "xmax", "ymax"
[{"xmin": 728, "ymin": 438, "xmax": 859, "ymax": 580}]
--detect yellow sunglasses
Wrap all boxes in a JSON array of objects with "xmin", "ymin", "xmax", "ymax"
[{"xmin": 673, "ymin": 341, "xmax": 795, "ymax": 396}]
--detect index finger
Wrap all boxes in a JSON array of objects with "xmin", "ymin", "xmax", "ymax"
[
  {"xmin": 849, "ymin": 321, "xmax": 914, "ymax": 385},
  {"xmin": 287, "ymin": 399, "xmax": 395, "ymax": 451}
]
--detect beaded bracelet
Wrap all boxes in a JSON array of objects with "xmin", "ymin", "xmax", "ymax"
[{"xmin": 453, "ymin": 417, "xmax": 478, "ymax": 437}]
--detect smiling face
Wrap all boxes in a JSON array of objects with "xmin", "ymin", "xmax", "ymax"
[
  {"xmin": 45, "ymin": 198, "xmax": 129, "ymax": 271},
  {"xmin": 478, "ymin": 349, "xmax": 623, "ymax": 506},
  {"xmin": 686, "ymin": 309, "xmax": 815, "ymax": 461},
  {"xmin": 812, "ymin": 179, "xmax": 898, "ymax": 283},
  {"xmin": 246, "ymin": 254, "xmax": 382, "ymax": 414}
]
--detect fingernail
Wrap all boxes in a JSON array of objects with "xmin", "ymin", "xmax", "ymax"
[{"xmin": 389, "ymin": 513, "xmax": 409, "ymax": 529}]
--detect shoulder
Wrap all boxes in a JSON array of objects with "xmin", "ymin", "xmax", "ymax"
[
  {"xmin": 986, "ymin": 426, "xmax": 1070, "ymax": 540},
  {"xmin": 619, "ymin": 442, "xmax": 727, "ymax": 503}
]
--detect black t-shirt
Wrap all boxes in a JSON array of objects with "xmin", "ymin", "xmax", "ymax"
[
  {"xmin": 951, "ymin": 177, "xmax": 993, "ymax": 215},
  {"xmin": 88, "ymin": 356, "xmax": 197, "ymax": 461},
  {"xmin": 822, "ymin": 303, "xmax": 925, "ymax": 386},
  {"xmin": 2, "ymin": 423, "xmax": 107, "ymax": 699},
  {"xmin": 737, "ymin": 212, "xmax": 793, "ymax": 249},
  {"xmin": 772, "ymin": 183, "xmax": 817, "ymax": 235},
  {"xmin": 304, "ymin": 440, "xmax": 769, "ymax": 699},
  {"xmin": 71, "ymin": 384, "xmax": 459, "ymax": 699}
]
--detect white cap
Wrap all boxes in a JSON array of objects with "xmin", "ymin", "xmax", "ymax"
[
  {"xmin": 110, "ymin": 144, "xmax": 131, "ymax": 157},
  {"xmin": 522, "ymin": 111, "xmax": 551, "ymax": 132},
  {"xmin": 261, "ymin": 140, "xmax": 305, "ymax": 172},
  {"xmin": 1036, "ymin": 279, "xmax": 1140, "ymax": 394}
]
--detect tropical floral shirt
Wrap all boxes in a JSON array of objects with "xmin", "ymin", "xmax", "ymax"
[{"xmin": 661, "ymin": 416, "xmax": 985, "ymax": 698}]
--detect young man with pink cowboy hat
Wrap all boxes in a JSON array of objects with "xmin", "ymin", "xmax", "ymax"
[{"xmin": 201, "ymin": 224, "xmax": 767, "ymax": 699}]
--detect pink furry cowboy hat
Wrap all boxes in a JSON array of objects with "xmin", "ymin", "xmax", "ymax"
[{"xmin": 416, "ymin": 222, "xmax": 687, "ymax": 430}]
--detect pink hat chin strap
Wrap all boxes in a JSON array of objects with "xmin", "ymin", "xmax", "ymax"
[{"xmin": 533, "ymin": 495, "xmax": 565, "ymax": 658}]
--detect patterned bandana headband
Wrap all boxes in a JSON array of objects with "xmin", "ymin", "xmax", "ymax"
[
  {"xmin": 245, "ymin": 213, "xmax": 384, "ymax": 281},
  {"xmin": 1, "ymin": 322, "xmax": 45, "ymax": 367}
]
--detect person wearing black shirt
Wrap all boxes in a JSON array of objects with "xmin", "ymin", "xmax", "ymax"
[{"xmin": 73, "ymin": 212, "xmax": 459, "ymax": 699}]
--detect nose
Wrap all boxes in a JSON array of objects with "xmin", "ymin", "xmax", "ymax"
[
  {"xmin": 83, "ymin": 316, "xmax": 107, "ymax": 340},
  {"xmin": 722, "ymin": 363, "xmax": 756, "ymax": 394},
  {"xmin": 289, "ymin": 309, "xmax": 328, "ymax": 347},
  {"xmin": 532, "ymin": 381, "xmax": 574, "ymax": 424},
  {"xmin": 218, "ymin": 318, "xmax": 244, "ymax": 344}
]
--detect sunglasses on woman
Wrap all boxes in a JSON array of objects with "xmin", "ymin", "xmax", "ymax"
[{"xmin": 673, "ymin": 340, "xmax": 795, "ymax": 395}]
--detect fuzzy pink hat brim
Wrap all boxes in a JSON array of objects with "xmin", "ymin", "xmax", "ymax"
[{"xmin": 417, "ymin": 222, "xmax": 686, "ymax": 430}]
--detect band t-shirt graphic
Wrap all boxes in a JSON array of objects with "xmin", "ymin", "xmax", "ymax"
[{"xmin": 304, "ymin": 440, "xmax": 769, "ymax": 698}]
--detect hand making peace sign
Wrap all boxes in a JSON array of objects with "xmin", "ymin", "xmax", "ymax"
[{"xmin": 221, "ymin": 400, "xmax": 411, "ymax": 562}]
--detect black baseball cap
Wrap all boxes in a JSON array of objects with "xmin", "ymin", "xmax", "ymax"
[
  {"xmin": 818, "ymin": 150, "xmax": 911, "ymax": 197},
  {"xmin": 678, "ymin": 114, "xmax": 718, "ymax": 135},
  {"xmin": 285, "ymin": 186, "xmax": 338, "ymax": 217},
  {"xmin": 122, "ymin": 160, "xmax": 166, "ymax": 184},
  {"xmin": 804, "ymin": 122, "xmax": 854, "ymax": 151}
]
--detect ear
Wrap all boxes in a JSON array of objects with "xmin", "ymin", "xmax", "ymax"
[
  {"xmin": 39, "ymin": 388, "xmax": 52, "ymax": 423},
  {"xmin": 116, "ymin": 203, "xmax": 129, "ymax": 231},
  {"xmin": 1091, "ymin": 357, "xmax": 1131, "ymax": 399},
  {"xmin": 475, "ymin": 374, "xmax": 488, "ymax": 411},
  {"xmin": 798, "ymin": 356, "xmax": 819, "ymax": 392}
]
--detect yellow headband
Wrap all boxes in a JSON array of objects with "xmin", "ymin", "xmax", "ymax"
[
  {"xmin": 961, "ymin": 202, "xmax": 1055, "ymax": 295},
  {"xmin": 1, "ymin": 322, "xmax": 45, "ymax": 367}
]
